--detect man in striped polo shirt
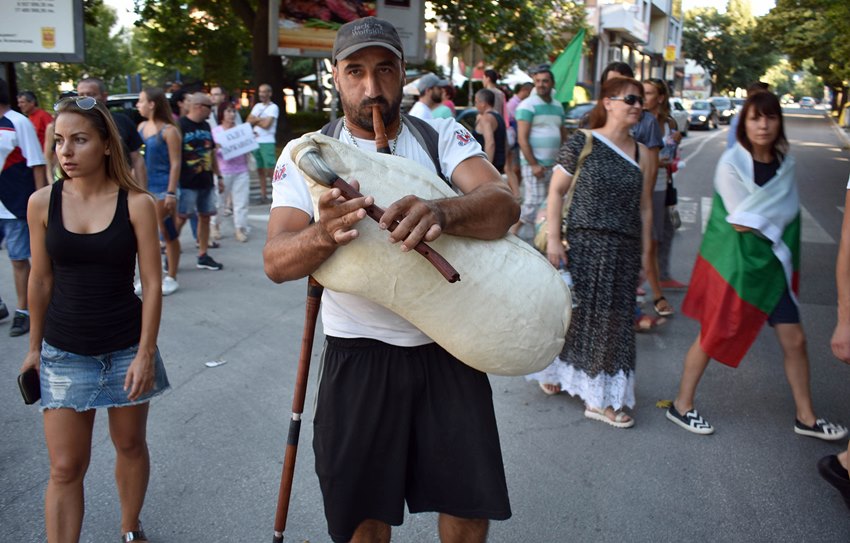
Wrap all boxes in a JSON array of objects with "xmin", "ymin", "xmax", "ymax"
[{"xmin": 515, "ymin": 67, "xmax": 567, "ymax": 237}]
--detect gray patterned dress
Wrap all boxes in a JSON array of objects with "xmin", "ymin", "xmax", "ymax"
[{"xmin": 528, "ymin": 130, "xmax": 643, "ymax": 409}]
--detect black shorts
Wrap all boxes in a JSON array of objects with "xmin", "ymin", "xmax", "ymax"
[
  {"xmin": 313, "ymin": 337, "xmax": 512, "ymax": 543},
  {"xmin": 768, "ymin": 288, "xmax": 800, "ymax": 326}
]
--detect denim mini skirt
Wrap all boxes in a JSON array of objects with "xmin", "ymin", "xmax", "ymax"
[{"xmin": 39, "ymin": 340, "xmax": 170, "ymax": 411}]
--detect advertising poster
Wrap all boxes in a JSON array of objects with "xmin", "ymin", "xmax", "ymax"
[
  {"xmin": 270, "ymin": 0, "xmax": 424, "ymax": 63},
  {"xmin": 0, "ymin": 0, "xmax": 85, "ymax": 62}
]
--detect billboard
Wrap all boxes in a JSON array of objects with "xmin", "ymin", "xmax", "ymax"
[
  {"xmin": 0, "ymin": 0, "xmax": 85, "ymax": 62},
  {"xmin": 269, "ymin": 0, "xmax": 424, "ymax": 63}
]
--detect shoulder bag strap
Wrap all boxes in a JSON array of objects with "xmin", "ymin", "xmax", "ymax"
[
  {"xmin": 560, "ymin": 129, "xmax": 594, "ymax": 246},
  {"xmin": 402, "ymin": 114, "xmax": 449, "ymax": 186}
]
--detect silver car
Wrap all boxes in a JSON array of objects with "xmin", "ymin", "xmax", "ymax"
[{"xmin": 669, "ymin": 98, "xmax": 689, "ymax": 136}]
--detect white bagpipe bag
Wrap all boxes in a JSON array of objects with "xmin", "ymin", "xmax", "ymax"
[{"xmin": 291, "ymin": 133, "xmax": 571, "ymax": 376}]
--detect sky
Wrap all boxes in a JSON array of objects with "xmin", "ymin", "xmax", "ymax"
[
  {"xmin": 682, "ymin": 0, "xmax": 776, "ymax": 16},
  {"xmin": 104, "ymin": 0, "xmax": 778, "ymax": 31}
]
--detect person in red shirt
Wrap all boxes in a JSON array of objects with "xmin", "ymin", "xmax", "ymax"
[{"xmin": 16, "ymin": 91, "xmax": 53, "ymax": 148}]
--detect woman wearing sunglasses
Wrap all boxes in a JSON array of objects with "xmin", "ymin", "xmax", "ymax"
[
  {"xmin": 667, "ymin": 92, "xmax": 847, "ymax": 441},
  {"xmin": 136, "ymin": 87, "xmax": 182, "ymax": 295},
  {"xmin": 527, "ymin": 77, "xmax": 654, "ymax": 428},
  {"xmin": 20, "ymin": 96, "xmax": 169, "ymax": 542}
]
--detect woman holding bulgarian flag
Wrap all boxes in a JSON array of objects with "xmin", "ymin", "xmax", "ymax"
[{"xmin": 666, "ymin": 91, "xmax": 848, "ymax": 441}]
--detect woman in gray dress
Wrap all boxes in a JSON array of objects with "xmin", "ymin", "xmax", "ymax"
[{"xmin": 528, "ymin": 77, "xmax": 653, "ymax": 427}]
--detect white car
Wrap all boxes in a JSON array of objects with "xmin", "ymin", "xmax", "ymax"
[{"xmin": 669, "ymin": 98, "xmax": 689, "ymax": 136}]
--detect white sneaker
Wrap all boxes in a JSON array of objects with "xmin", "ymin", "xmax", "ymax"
[
  {"xmin": 162, "ymin": 276, "xmax": 179, "ymax": 296},
  {"xmin": 235, "ymin": 229, "xmax": 248, "ymax": 242},
  {"xmin": 133, "ymin": 279, "xmax": 143, "ymax": 296}
]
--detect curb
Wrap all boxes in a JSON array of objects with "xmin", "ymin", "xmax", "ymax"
[{"xmin": 829, "ymin": 113, "xmax": 850, "ymax": 150}]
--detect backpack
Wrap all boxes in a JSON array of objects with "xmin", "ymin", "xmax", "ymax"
[{"xmin": 320, "ymin": 114, "xmax": 450, "ymax": 186}]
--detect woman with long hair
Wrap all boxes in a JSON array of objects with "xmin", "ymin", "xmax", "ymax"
[
  {"xmin": 211, "ymin": 102, "xmax": 251, "ymax": 241},
  {"xmin": 527, "ymin": 77, "xmax": 654, "ymax": 428},
  {"xmin": 21, "ymin": 96, "xmax": 169, "ymax": 542},
  {"xmin": 642, "ymin": 78, "xmax": 683, "ymax": 309},
  {"xmin": 667, "ymin": 92, "xmax": 847, "ymax": 441},
  {"xmin": 136, "ymin": 87, "xmax": 181, "ymax": 295}
]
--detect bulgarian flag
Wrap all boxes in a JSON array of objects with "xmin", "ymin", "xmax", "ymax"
[{"xmin": 682, "ymin": 144, "xmax": 800, "ymax": 367}]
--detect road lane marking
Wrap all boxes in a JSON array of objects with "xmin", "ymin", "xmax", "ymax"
[
  {"xmin": 679, "ymin": 128, "xmax": 727, "ymax": 157},
  {"xmin": 700, "ymin": 196, "xmax": 833, "ymax": 243},
  {"xmin": 249, "ymin": 213, "xmax": 270, "ymax": 222},
  {"xmin": 801, "ymin": 206, "xmax": 835, "ymax": 243}
]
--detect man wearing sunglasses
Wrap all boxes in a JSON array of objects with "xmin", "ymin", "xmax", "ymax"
[
  {"xmin": 76, "ymin": 77, "xmax": 147, "ymax": 186},
  {"xmin": 0, "ymin": 78, "xmax": 46, "ymax": 337},
  {"xmin": 176, "ymin": 93, "xmax": 224, "ymax": 272}
]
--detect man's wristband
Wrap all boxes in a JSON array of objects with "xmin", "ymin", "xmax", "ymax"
[{"xmin": 166, "ymin": 191, "xmax": 176, "ymax": 198}]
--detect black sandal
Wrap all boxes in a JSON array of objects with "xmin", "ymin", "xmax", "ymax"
[{"xmin": 653, "ymin": 296, "xmax": 675, "ymax": 317}]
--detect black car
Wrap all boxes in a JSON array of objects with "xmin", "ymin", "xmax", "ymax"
[
  {"xmin": 688, "ymin": 100, "xmax": 719, "ymax": 130},
  {"xmin": 709, "ymin": 97, "xmax": 735, "ymax": 124}
]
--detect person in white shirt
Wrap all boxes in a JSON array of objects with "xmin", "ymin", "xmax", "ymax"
[
  {"xmin": 264, "ymin": 17, "xmax": 517, "ymax": 543},
  {"xmin": 247, "ymin": 84, "xmax": 279, "ymax": 204},
  {"xmin": 408, "ymin": 73, "xmax": 446, "ymax": 120}
]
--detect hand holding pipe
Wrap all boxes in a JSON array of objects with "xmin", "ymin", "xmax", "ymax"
[{"xmin": 294, "ymin": 147, "xmax": 461, "ymax": 283}]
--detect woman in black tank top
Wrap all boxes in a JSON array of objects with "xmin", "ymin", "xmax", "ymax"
[{"xmin": 20, "ymin": 96, "xmax": 168, "ymax": 542}]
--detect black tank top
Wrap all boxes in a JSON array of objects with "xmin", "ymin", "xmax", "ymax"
[
  {"xmin": 44, "ymin": 180, "xmax": 142, "ymax": 355},
  {"xmin": 472, "ymin": 111, "xmax": 507, "ymax": 174}
]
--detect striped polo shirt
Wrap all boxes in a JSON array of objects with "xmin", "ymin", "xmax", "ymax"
[{"xmin": 515, "ymin": 93, "xmax": 565, "ymax": 166}]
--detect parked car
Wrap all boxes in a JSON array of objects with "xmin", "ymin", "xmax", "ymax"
[
  {"xmin": 709, "ymin": 96, "xmax": 735, "ymax": 124},
  {"xmin": 688, "ymin": 100, "xmax": 719, "ymax": 130},
  {"xmin": 563, "ymin": 101, "xmax": 595, "ymax": 136},
  {"xmin": 799, "ymin": 96, "xmax": 816, "ymax": 108},
  {"xmin": 669, "ymin": 98, "xmax": 689, "ymax": 136},
  {"xmin": 732, "ymin": 97, "xmax": 745, "ymax": 112},
  {"xmin": 106, "ymin": 93, "xmax": 144, "ymax": 125}
]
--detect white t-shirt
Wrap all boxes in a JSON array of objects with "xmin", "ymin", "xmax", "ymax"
[
  {"xmin": 250, "ymin": 102, "xmax": 279, "ymax": 143},
  {"xmin": 0, "ymin": 109, "xmax": 45, "ymax": 219},
  {"xmin": 271, "ymin": 117, "xmax": 486, "ymax": 346},
  {"xmin": 408, "ymin": 101, "xmax": 433, "ymax": 120}
]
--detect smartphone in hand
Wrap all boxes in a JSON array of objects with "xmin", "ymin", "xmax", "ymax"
[{"xmin": 18, "ymin": 368, "xmax": 40, "ymax": 405}]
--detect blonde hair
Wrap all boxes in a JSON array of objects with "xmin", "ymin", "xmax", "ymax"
[{"xmin": 54, "ymin": 97, "xmax": 148, "ymax": 194}]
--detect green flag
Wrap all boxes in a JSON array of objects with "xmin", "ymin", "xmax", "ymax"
[{"xmin": 552, "ymin": 29, "xmax": 586, "ymax": 103}]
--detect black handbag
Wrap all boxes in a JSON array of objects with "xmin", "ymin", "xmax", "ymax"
[{"xmin": 665, "ymin": 173, "xmax": 677, "ymax": 206}]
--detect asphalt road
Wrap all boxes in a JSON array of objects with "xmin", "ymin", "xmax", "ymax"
[{"xmin": 1, "ymin": 111, "xmax": 849, "ymax": 542}]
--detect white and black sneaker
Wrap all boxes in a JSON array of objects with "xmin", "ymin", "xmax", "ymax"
[
  {"xmin": 666, "ymin": 405, "xmax": 714, "ymax": 435},
  {"xmin": 196, "ymin": 253, "xmax": 223, "ymax": 271},
  {"xmin": 794, "ymin": 418, "xmax": 848, "ymax": 441}
]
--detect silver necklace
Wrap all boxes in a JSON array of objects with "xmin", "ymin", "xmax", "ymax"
[{"xmin": 343, "ymin": 118, "xmax": 401, "ymax": 155}]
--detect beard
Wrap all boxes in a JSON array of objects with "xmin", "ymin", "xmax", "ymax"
[{"xmin": 340, "ymin": 92, "xmax": 402, "ymax": 133}]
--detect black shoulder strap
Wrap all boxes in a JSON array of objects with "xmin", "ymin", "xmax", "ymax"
[
  {"xmin": 401, "ymin": 114, "xmax": 449, "ymax": 186},
  {"xmin": 319, "ymin": 117, "xmax": 344, "ymax": 138},
  {"xmin": 321, "ymin": 114, "xmax": 450, "ymax": 186}
]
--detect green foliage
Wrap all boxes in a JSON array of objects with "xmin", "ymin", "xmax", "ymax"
[
  {"xmin": 133, "ymin": 0, "xmax": 251, "ymax": 90},
  {"xmin": 761, "ymin": 0, "xmax": 850, "ymax": 90},
  {"xmin": 429, "ymin": 0, "xmax": 590, "ymax": 73},
  {"xmin": 16, "ymin": 1, "xmax": 139, "ymax": 106},
  {"xmin": 288, "ymin": 111, "xmax": 331, "ymax": 137},
  {"xmin": 682, "ymin": 5, "xmax": 776, "ymax": 94}
]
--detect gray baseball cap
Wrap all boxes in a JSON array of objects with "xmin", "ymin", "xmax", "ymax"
[
  {"xmin": 332, "ymin": 17, "xmax": 404, "ymax": 63},
  {"xmin": 415, "ymin": 73, "xmax": 449, "ymax": 92}
]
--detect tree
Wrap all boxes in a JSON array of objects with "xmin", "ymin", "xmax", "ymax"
[
  {"xmin": 682, "ymin": 5, "xmax": 775, "ymax": 95},
  {"xmin": 15, "ymin": 0, "xmax": 138, "ymax": 106},
  {"xmin": 430, "ymin": 0, "xmax": 590, "ymax": 74},
  {"xmin": 761, "ymin": 0, "xmax": 850, "ymax": 109}
]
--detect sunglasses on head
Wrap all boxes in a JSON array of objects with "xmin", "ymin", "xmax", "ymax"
[
  {"xmin": 609, "ymin": 94, "xmax": 644, "ymax": 106},
  {"xmin": 54, "ymin": 96, "xmax": 97, "ymax": 112}
]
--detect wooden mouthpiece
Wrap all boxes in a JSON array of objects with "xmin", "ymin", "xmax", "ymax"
[{"xmin": 373, "ymin": 105, "xmax": 391, "ymax": 154}]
